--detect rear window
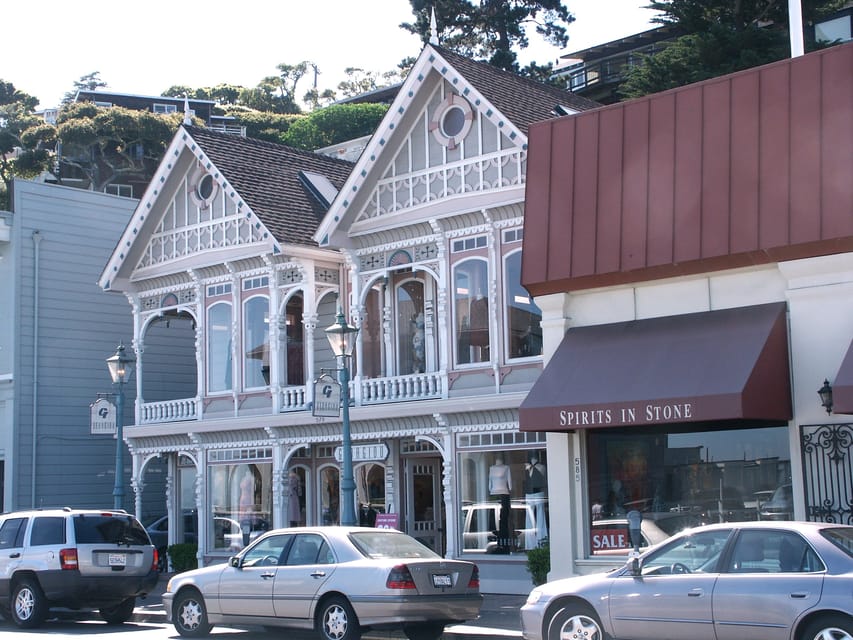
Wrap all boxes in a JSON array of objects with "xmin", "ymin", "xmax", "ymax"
[
  {"xmin": 31, "ymin": 517, "xmax": 66, "ymax": 546},
  {"xmin": 349, "ymin": 531, "xmax": 439, "ymax": 559},
  {"xmin": 822, "ymin": 527, "xmax": 853, "ymax": 558},
  {"xmin": 73, "ymin": 514, "xmax": 151, "ymax": 545}
]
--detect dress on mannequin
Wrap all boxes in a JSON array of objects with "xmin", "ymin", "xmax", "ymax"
[
  {"xmin": 288, "ymin": 471, "xmax": 302, "ymax": 526},
  {"xmin": 489, "ymin": 458, "xmax": 512, "ymax": 552},
  {"xmin": 524, "ymin": 459, "xmax": 548, "ymax": 549}
]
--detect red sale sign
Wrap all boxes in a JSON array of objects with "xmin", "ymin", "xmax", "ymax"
[{"xmin": 591, "ymin": 528, "xmax": 631, "ymax": 551}]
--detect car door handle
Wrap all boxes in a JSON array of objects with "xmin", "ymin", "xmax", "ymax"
[
  {"xmin": 688, "ymin": 588, "xmax": 704, "ymax": 597},
  {"xmin": 310, "ymin": 571, "xmax": 326, "ymax": 578},
  {"xmin": 260, "ymin": 572, "xmax": 275, "ymax": 579},
  {"xmin": 790, "ymin": 592, "xmax": 809, "ymax": 599},
  {"xmin": 9, "ymin": 552, "xmax": 20, "ymax": 558}
]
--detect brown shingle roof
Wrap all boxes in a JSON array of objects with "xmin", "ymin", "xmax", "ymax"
[
  {"xmin": 432, "ymin": 46, "xmax": 601, "ymax": 134},
  {"xmin": 184, "ymin": 126, "xmax": 354, "ymax": 247}
]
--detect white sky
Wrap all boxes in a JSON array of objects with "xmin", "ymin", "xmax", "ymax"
[{"xmin": 4, "ymin": 0, "xmax": 661, "ymax": 110}]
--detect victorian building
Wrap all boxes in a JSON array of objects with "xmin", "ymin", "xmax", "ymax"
[{"xmin": 99, "ymin": 43, "xmax": 598, "ymax": 592}]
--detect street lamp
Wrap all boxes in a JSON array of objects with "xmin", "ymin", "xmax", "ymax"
[
  {"xmin": 325, "ymin": 309, "xmax": 359, "ymax": 526},
  {"xmin": 106, "ymin": 343, "xmax": 135, "ymax": 510}
]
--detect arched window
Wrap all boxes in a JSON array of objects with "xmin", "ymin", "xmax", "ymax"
[
  {"xmin": 243, "ymin": 296, "xmax": 270, "ymax": 389},
  {"xmin": 396, "ymin": 279, "xmax": 425, "ymax": 374},
  {"xmin": 453, "ymin": 258, "xmax": 489, "ymax": 365},
  {"xmin": 283, "ymin": 293, "xmax": 305, "ymax": 386},
  {"xmin": 207, "ymin": 302, "xmax": 232, "ymax": 393},
  {"xmin": 504, "ymin": 251, "xmax": 542, "ymax": 359}
]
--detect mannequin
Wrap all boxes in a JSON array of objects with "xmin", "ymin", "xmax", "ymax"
[
  {"xmin": 288, "ymin": 470, "xmax": 303, "ymax": 527},
  {"xmin": 524, "ymin": 457, "xmax": 548, "ymax": 549},
  {"xmin": 489, "ymin": 458, "xmax": 512, "ymax": 552}
]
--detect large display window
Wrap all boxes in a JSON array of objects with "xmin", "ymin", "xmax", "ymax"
[
  {"xmin": 458, "ymin": 448, "xmax": 548, "ymax": 554},
  {"xmin": 586, "ymin": 425, "xmax": 791, "ymax": 555},
  {"xmin": 209, "ymin": 454, "xmax": 272, "ymax": 551}
]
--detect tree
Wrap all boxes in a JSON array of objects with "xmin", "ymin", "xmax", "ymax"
[
  {"xmin": 619, "ymin": 0, "xmax": 847, "ymax": 99},
  {"xmin": 401, "ymin": 0, "xmax": 574, "ymax": 72},
  {"xmin": 62, "ymin": 71, "xmax": 107, "ymax": 104},
  {"xmin": 282, "ymin": 103, "xmax": 389, "ymax": 151},
  {"xmin": 55, "ymin": 102, "xmax": 184, "ymax": 192},
  {"xmin": 0, "ymin": 80, "xmax": 54, "ymax": 209}
]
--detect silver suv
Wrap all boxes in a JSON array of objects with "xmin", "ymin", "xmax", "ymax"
[{"xmin": 0, "ymin": 507, "xmax": 159, "ymax": 628}]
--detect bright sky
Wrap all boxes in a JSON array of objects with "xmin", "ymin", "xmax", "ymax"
[{"xmin": 4, "ymin": 0, "xmax": 661, "ymax": 110}]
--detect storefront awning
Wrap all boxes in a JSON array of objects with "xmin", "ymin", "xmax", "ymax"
[
  {"xmin": 832, "ymin": 339, "xmax": 853, "ymax": 414},
  {"xmin": 519, "ymin": 302, "xmax": 791, "ymax": 432}
]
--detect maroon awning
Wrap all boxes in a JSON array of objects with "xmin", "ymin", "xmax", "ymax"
[
  {"xmin": 519, "ymin": 302, "xmax": 791, "ymax": 432},
  {"xmin": 832, "ymin": 339, "xmax": 853, "ymax": 414}
]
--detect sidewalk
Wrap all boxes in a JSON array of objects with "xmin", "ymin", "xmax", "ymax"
[{"xmin": 134, "ymin": 574, "xmax": 525, "ymax": 638}]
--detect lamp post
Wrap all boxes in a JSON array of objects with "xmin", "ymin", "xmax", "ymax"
[
  {"xmin": 325, "ymin": 309, "xmax": 359, "ymax": 526},
  {"xmin": 106, "ymin": 343, "xmax": 135, "ymax": 510}
]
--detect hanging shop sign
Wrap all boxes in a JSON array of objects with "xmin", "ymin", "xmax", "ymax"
[
  {"xmin": 312, "ymin": 374, "xmax": 341, "ymax": 418},
  {"xmin": 90, "ymin": 397, "xmax": 116, "ymax": 435}
]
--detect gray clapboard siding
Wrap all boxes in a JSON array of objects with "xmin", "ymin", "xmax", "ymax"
[{"xmin": 8, "ymin": 180, "xmax": 167, "ymax": 517}]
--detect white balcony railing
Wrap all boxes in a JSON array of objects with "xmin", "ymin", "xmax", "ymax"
[
  {"xmin": 359, "ymin": 372, "xmax": 443, "ymax": 404},
  {"xmin": 140, "ymin": 398, "xmax": 198, "ymax": 424},
  {"xmin": 280, "ymin": 385, "xmax": 308, "ymax": 412}
]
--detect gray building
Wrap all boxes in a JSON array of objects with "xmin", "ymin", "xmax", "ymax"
[{"xmin": 0, "ymin": 179, "xmax": 165, "ymax": 516}]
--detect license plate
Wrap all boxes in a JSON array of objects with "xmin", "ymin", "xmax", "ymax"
[
  {"xmin": 432, "ymin": 574, "xmax": 452, "ymax": 587},
  {"xmin": 108, "ymin": 553, "xmax": 127, "ymax": 567}
]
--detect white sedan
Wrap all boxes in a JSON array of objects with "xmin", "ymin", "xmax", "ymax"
[{"xmin": 163, "ymin": 526, "xmax": 482, "ymax": 640}]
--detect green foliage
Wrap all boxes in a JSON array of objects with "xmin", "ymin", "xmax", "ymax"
[
  {"xmin": 526, "ymin": 538, "xmax": 550, "ymax": 586},
  {"xmin": 167, "ymin": 543, "xmax": 198, "ymax": 573},
  {"xmin": 62, "ymin": 71, "xmax": 107, "ymax": 104},
  {"xmin": 402, "ymin": 0, "xmax": 574, "ymax": 73},
  {"xmin": 281, "ymin": 103, "xmax": 389, "ymax": 151},
  {"xmin": 223, "ymin": 109, "xmax": 302, "ymax": 143},
  {"xmin": 619, "ymin": 25, "xmax": 787, "ymax": 99},
  {"xmin": 1, "ymin": 79, "xmax": 52, "ymax": 207},
  {"xmin": 619, "ymin": 0, "xmax": 847, "ymax": 99}
]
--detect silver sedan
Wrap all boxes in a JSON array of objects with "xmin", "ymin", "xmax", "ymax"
[
  {"xmin": 163, "ymin": 526, "xmax": 482, "ymax": 640},
  {"xmin": 521, "ymin": 521, "xmax": 853, "ymax": 640}
]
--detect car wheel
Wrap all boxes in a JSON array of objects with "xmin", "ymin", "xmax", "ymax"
[
  {"xmin": 100, "ymin": 597, "xmax": 136, "ymax": 624},
  {"xmin": 799, "ymin": 615, "xmax": 853, "ymax": 640},
  {"xmin": 547, "ymin": 603, "xmax": 607, "ymax": 640},
  {"xmin": 403, "ymin": 622, "xmax": 445, "ymax": 640},
  {"xmin": 11, "ymin": 577, "xmax": 47, "ymax": 629},
  {"xmin": 318, "ymin": 596, "xmax": 360, "ymax": 640},
  {"xmin": 173, "ymin": 589, "xmax": 213, "ymax": 637}
]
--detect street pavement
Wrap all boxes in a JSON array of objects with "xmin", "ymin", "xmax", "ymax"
[{"xmin": 136, "ymin": 574, "xmax": 526, "ymax": 639}]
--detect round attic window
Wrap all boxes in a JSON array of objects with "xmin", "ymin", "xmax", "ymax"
[
  {"xmin": 431, "ymin": 94, "xmax": 473, "ymax": 149},
  {"xmin": 190, "ymin": 167, "xmax": 219, "ymax": 209}
]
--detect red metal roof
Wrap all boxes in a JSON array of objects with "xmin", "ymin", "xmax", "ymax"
[{"xmin": 522, "ymin": 42, "xmax": 853, "ymax": 297}]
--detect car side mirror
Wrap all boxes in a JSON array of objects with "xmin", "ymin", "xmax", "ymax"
[{"xmin": 230, "ymin": 556, "xmax": 242, "ymax": 569}]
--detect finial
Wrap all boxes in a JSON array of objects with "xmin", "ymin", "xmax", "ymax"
[
  {"xmin": 183, "ymin": 94, "xmax": 192, "ymax": 126},
  {"xmin": 429, "ymin": 6, "xmax": 439, "ymax": 45}
]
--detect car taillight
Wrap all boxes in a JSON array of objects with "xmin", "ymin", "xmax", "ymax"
[
  {"xmin": 151, "ymin": 547, "xmax": 159, "ymax": 572},
  {"xmin": 60, "ymin": 548, "xmax": 78, "ymax": 570},
  {"xmin": 386, "ymin": 564, "xmax": 417, "ymax": 589},
  {"xmin": 468, "ymin": 564, "xmax": 480, "ymax": 589}
]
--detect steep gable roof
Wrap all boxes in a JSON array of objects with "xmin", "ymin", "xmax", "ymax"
[
  {"xmin": 184, "ymin": 126, "xmax": 354, "ymax": 246},
  {"xmin": 433, "ymin": 46, "xmax": 600, "ymax": 134},
  {"xmin": 315, "ymin": 43, "xmax": 601, "ymax": 248},
  {"xmin": 100, "ymin": 125, "xmax": 355, "ymax": 291}
]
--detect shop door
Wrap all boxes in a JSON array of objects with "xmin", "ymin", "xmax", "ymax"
[{"xmin": 405, "ymin": 458, "xmax": 443, "ymax": 554}]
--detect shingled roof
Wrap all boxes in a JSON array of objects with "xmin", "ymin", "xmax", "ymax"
[
  {"xmin": 433, "ymin": 45, "xmax": 601, "ymax": 134},
  {"xmin": 184, "ymin": 126, "xmax": 355, "ymax": 247}
]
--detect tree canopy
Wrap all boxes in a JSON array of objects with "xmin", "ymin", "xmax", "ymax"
[
  {"xmin": 619, "ymin": 0, "xmax": 847, "ymax": 99},
  {"xmin": 401, "ymin": 0, "xmax": 574, "ymax": 73}
]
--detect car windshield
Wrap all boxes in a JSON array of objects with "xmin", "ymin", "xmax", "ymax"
[
  {"xmin": 74, "ymin": 514, "xmax": 150, "ymax": 545},
  {"xmin": 822, "ymin": 527, "xmax": 853, "ymax": 558},
  {"xmin": 349, "ymin": 531, "xmax": 440, "ymax": 559}
]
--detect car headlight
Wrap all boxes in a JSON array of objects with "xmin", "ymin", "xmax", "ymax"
[
  {"xmin": 526, "ymin": 588, "xmax": 544, "ymax": 605},
  {"xmin": 165, "ymin": 578, "xmax": 174, "ymax": 593}
]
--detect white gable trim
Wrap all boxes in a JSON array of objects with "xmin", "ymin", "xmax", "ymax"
[
  {"xmin": 100, "ymin": 127, "xmax": 280, "ymax": 291},
  {"xmin": 314, "ymin": 44, "xmax": 527, "ymax": 249}
]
